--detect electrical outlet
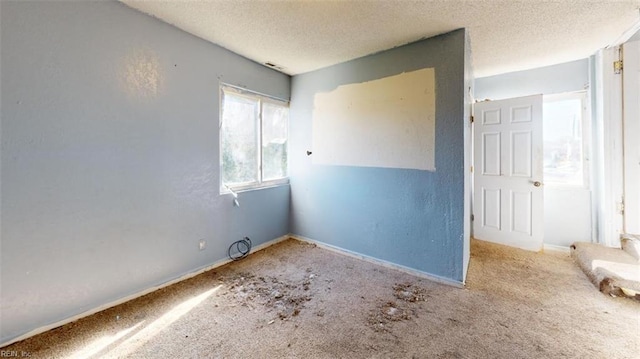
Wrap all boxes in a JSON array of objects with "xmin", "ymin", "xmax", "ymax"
[{"xmin": 199, "ymin": 239, "xmax": 206, "ymax": 251}]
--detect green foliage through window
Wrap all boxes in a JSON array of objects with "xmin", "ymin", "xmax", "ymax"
[{"xmin": 221, "ymin": 86, "xmax": 288, "ymax": 189}]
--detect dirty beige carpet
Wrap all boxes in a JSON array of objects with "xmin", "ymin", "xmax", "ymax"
[{"xmin": 3, "ymin": 239, "xmax": 639, "ymax": 358}]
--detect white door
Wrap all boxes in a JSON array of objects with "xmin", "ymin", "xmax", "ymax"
[
  {"xmin": 624, "ymin": 40, "xmax": 640, "ymax": 235},
  {"xmin": 473, "ymin": 95, "xmax": 544, "ymax": 251}
]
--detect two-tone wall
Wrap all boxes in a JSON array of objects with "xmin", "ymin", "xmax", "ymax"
[
  {"xmin": 1, "ymin": 1, "xmax": 290, "ymax": 344},
  {"xmin": 289, "ymin": 30, "xmax": 469, "ymax": 283}
]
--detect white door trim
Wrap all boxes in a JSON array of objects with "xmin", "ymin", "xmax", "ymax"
[{"xmin": 594, "ymin": 47, "xmax": 625, "ymax": 247}]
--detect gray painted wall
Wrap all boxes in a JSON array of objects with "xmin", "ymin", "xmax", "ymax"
[
  {"xmin": 474, "ymin": 59, "xmax": 589, "ymax": 100},
  {"xmin": 289, "ymin": 30, "xmax": 468, "ymax": 282},
  {"xmin": 1, "ymin": 1, "xmax": 290, "ymax": 344}
]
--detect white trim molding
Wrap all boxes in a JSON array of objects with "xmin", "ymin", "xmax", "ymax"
[
  {"xmin": 543, "ymin": 244, "xmax": 571, "ymax": 253},
  {"xmin": 593, "ymin": 47, "xmax": 625, "ymax": 248},
  {"xmin": 289, "ymin": 234, "xmax": 465, "ymax": 288}
]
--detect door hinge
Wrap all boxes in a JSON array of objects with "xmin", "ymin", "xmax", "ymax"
[
  {"xmin": 470, "ymin": 115, "xmax": 474, "ymax": 124},
  {"xmin": 617, "ymin": 201, "xmax": 625, "ymax": 215},
  {"xmin": 614, "ymin": 60, "xmax": 623, "ymax": 74},
  {"xmin": 471, "ymin": 214, "xmax": 475, "ymax": 221},
  {"xmin": 470, "ymin": 166, "xmax": 473, "ymax": 173}
]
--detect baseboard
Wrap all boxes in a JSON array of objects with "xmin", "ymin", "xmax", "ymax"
[
  {"xmin": 543, "ymin": 244, "xmax": 571, "ymax": 253},
  {"xmin": 475, "ymin": 237, "xmax": 543, "ymax": 252},
  {"xmin": 289, "ymin": 234, "xmax": 464, "ymax": 288},
  {"xmin": 0, "ymin": 234, "xmax": 290, "ymax": 348}
]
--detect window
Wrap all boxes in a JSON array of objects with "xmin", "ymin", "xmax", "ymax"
[
  {"xmin": 220, "ymin": 85, "xmax": 288, "ymax": 191},
  {"xmin": 543, "ymin": 92, "xmax": 589, "ymax": 187}
]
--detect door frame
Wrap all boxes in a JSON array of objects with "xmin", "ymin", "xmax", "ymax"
[{"xmin": 593, "ymin": 47, "xmax": 625, "ymax": 247}]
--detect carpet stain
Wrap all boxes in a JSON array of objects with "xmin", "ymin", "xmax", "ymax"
[
  {"xmin": 223, "ymin": 271, "xmax": 314, "ymax": 321},
  {"xmin": 367, "ymin": 283, "xmax": 427, "ymax": 333}
]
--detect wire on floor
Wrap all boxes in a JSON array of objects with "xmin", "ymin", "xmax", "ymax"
[{"xmin": 228, "ymin": 237, "xmax": 252, "ymax": 261}]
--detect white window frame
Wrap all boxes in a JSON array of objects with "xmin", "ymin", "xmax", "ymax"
[
  {"xmin": 219, "ymin": 84, "xmax": 289, "ymax": 193},
  {"xmin": 542, "ymin": 91, "xmax": 591, "ymax": 189}
]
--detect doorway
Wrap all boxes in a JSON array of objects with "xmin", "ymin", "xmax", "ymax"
[
  {"xmin": 472, "ymin": 92, "xmax": 594, "ymax": 251},
  {"xmin": 472, "ymin": 95, "xmax": 544, "ymax": 251}
]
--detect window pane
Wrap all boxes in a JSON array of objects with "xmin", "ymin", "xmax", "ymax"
[
  {"xmin": 262, "ymin": 102, "xmax": 288, "ymax": 180},
  {"xmin": 543, "ymin": 98, "xmax": 584, "ymax": 186},
  {"xmin": 221, "ymin": 93, "xmax": 258, "ymax": 185}
]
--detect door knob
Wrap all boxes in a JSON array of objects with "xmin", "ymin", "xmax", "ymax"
[{"xmin": 533, "ymin": 181, "xmax": 542, "ymax": 187}]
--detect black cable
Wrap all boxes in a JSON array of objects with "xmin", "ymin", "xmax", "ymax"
[{"xmin": 228, "ymin": 237, "xmax": 252, "ymax": 261}]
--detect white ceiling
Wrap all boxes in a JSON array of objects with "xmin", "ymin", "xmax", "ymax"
[{"xmin": 122, "ymin": 0, "xmax": 640, "ymax": 78}]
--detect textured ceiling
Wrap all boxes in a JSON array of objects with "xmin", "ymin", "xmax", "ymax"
[{"xmin": 121, "ymin": 0, "xmax": 640, "ymax": 77}]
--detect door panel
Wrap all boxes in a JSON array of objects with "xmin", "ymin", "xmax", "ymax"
[
  {"xmin": 483, "ymin": 188, "xmax": 501, "ymax": 229},
  {"xmin": 483, "ymin": 109, "xmax": 501, "ymax": 124},
  {"xmin": 511, "ymin": 191, "xmax": 532, "ymax": 235},
  {"xmin": 511, "ymin": 105, "xmax": 532, "ymax": 123},
  {"xmin": 511, "ymin": 131, "xmax": 532, "ymax": 177},
  {"xmin": 482, "ymin": 132, "xmax": 501, "ymax": 175},
  {"xmin": 473, "ymin": 95, "xmax": 543, "ymax": 251}
]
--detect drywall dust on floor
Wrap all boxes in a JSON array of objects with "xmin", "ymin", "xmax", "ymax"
[{"xmin": 2, "ymin": 239, "xmax": 639, "ymax": 358}]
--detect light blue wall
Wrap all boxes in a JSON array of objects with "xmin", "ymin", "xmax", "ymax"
[
  {"xmin": 474, "ymin": 59, "xmax": 589, "ymax": 100},
  {"xmin": 0, "ymin": 1, "xmax": 290, "ymax": 344},
  {"xmin": 289, "ymin": 30, "xmax": 468, "ymax": 282}
]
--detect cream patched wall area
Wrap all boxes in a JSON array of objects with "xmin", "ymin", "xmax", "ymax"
[{"xmin": 312, "ymin": 68, "xmax": 436, "ymax": 171}]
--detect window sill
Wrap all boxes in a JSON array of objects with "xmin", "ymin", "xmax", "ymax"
[{"xmin": 221, "ymin": 179, "xmax": 289, "ymax": 195}]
